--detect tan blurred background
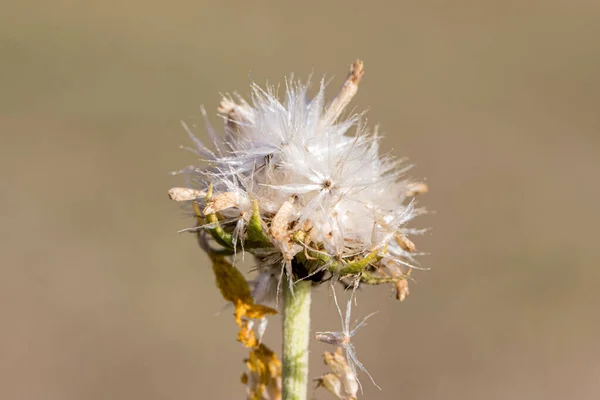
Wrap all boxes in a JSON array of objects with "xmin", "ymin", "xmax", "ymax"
[{"xmin": 2, "ymin": 1, "xmax": 600, "ymax": 399}]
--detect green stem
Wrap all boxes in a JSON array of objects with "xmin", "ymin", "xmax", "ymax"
[{"xmin": 282, "ymin": 279, "xmax": 312, "ymax": 400}]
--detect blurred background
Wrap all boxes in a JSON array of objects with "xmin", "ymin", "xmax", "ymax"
[{"xmin": 2, "ymin": 1, "xmax": 599, "ymax": 399}]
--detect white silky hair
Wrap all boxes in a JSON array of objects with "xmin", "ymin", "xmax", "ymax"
[{"xmin": 188, "ymin": 72, "xmax": 418, "ymax": 264}]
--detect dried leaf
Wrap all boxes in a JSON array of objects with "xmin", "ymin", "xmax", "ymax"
[
  {"xmin": 238, "ymin": 320, "xmax": 258, "ymax": 348},
  {"xmin": 210, "ymin": 254, "xmax": 277, "ymax": 328},
  {"xmin": 243, "ymin": 344, "xmax": 282, "ymax": 400}
]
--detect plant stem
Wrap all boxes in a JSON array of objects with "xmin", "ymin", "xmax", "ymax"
[{"xmin": 282, "ymin": 279, "xmax": 312, "ymax": 400}]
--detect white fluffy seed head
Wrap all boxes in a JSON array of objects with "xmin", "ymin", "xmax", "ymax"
[
  {"xmin": 171, "ymin": 61, "xmax": 428, "ymax": 395},
  {"xmin": 180, "ymin": 60, "xmax": 425, "ymax": 278}
]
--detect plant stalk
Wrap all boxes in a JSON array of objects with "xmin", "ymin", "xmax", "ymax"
[{"xmin": 282, "ymin": 279, "xmax": 312, "ymax": 400}]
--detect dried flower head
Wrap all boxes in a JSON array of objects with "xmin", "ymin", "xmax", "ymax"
[
  {"xmin": 169, "ymin": 60, "xmax": 429, "ymax": 395},
  {"xmin": 170, "ymin": 60, "xmax": 425, "ymax": 295}
]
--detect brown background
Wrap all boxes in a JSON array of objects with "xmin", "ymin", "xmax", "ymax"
[{"xmin": 2, "ymin": 1, "xmax": 599, "ymax": 399}]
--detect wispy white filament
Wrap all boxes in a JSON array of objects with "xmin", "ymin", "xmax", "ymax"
[{"xmin": 182, "ymin": 64, "xmax": 424, "ymax": 281}]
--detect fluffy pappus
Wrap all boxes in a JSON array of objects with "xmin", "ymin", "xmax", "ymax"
[
  {"xmin": 169, "ymin": 61, "xmax": 430, "ymax": 394},
  {"xmin": 174, "ymin": 61, "xmax": 426, "ymax": 283}
]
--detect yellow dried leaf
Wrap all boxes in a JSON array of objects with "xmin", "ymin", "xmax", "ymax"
[
  {"xmin": 238, "ymin": 320, "xmax": 258, "ymax": 349},
  {"xmin": 243, "ymin": 344, "xmax": 282, "ymax": 400},
  {"xmin": 211, "ymin": 254, "xmax": 253, "ymax": 305},
  {"xmin": 245, "ymin": 304, "xmax": 277, "ymax": 320},
  {"xmin": 210, "ymin": 254, "xmax": 277, "ymax": 327},
  {"xmin": 316, "ymin": 348, "xmax": 358, "ymax": 400}
]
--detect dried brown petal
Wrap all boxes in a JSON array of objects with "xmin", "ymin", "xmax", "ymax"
[
  {"xmin": 395, "ymin": 234, "xmax": 416, "ymax": 253},
  {"xmin": 203, "ymin": 192, "xmax": 238, "ymax": 215},
  {"xmin": 167, "ymin": 187, "xmax": 206, "ymax": 201},
  {"xmin": 323, "ymin": 60, "xmax": 365, "ymax": 125},
  {"xmin": 269, "ymin": 200, "xmax": 296, "ymax": 242},
  {"xmin": 395, "ymin": 278, "xmax": 410, "ymax": 302}
]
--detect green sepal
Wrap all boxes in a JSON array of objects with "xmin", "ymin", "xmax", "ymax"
[
  {"xmin": 337, "ymin": 249, "xmax": 382, "ymax": 276},
  {"xmin": 245, "ymin": 199, "xmax": 272, "ymax": 248},
  {"xmin": 293, "ymin": 231, "xmax": 385, "ymax": 277},
  {"xmin": 359, "ymin": 270, "xmax": 397, "ymax": 285}
]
